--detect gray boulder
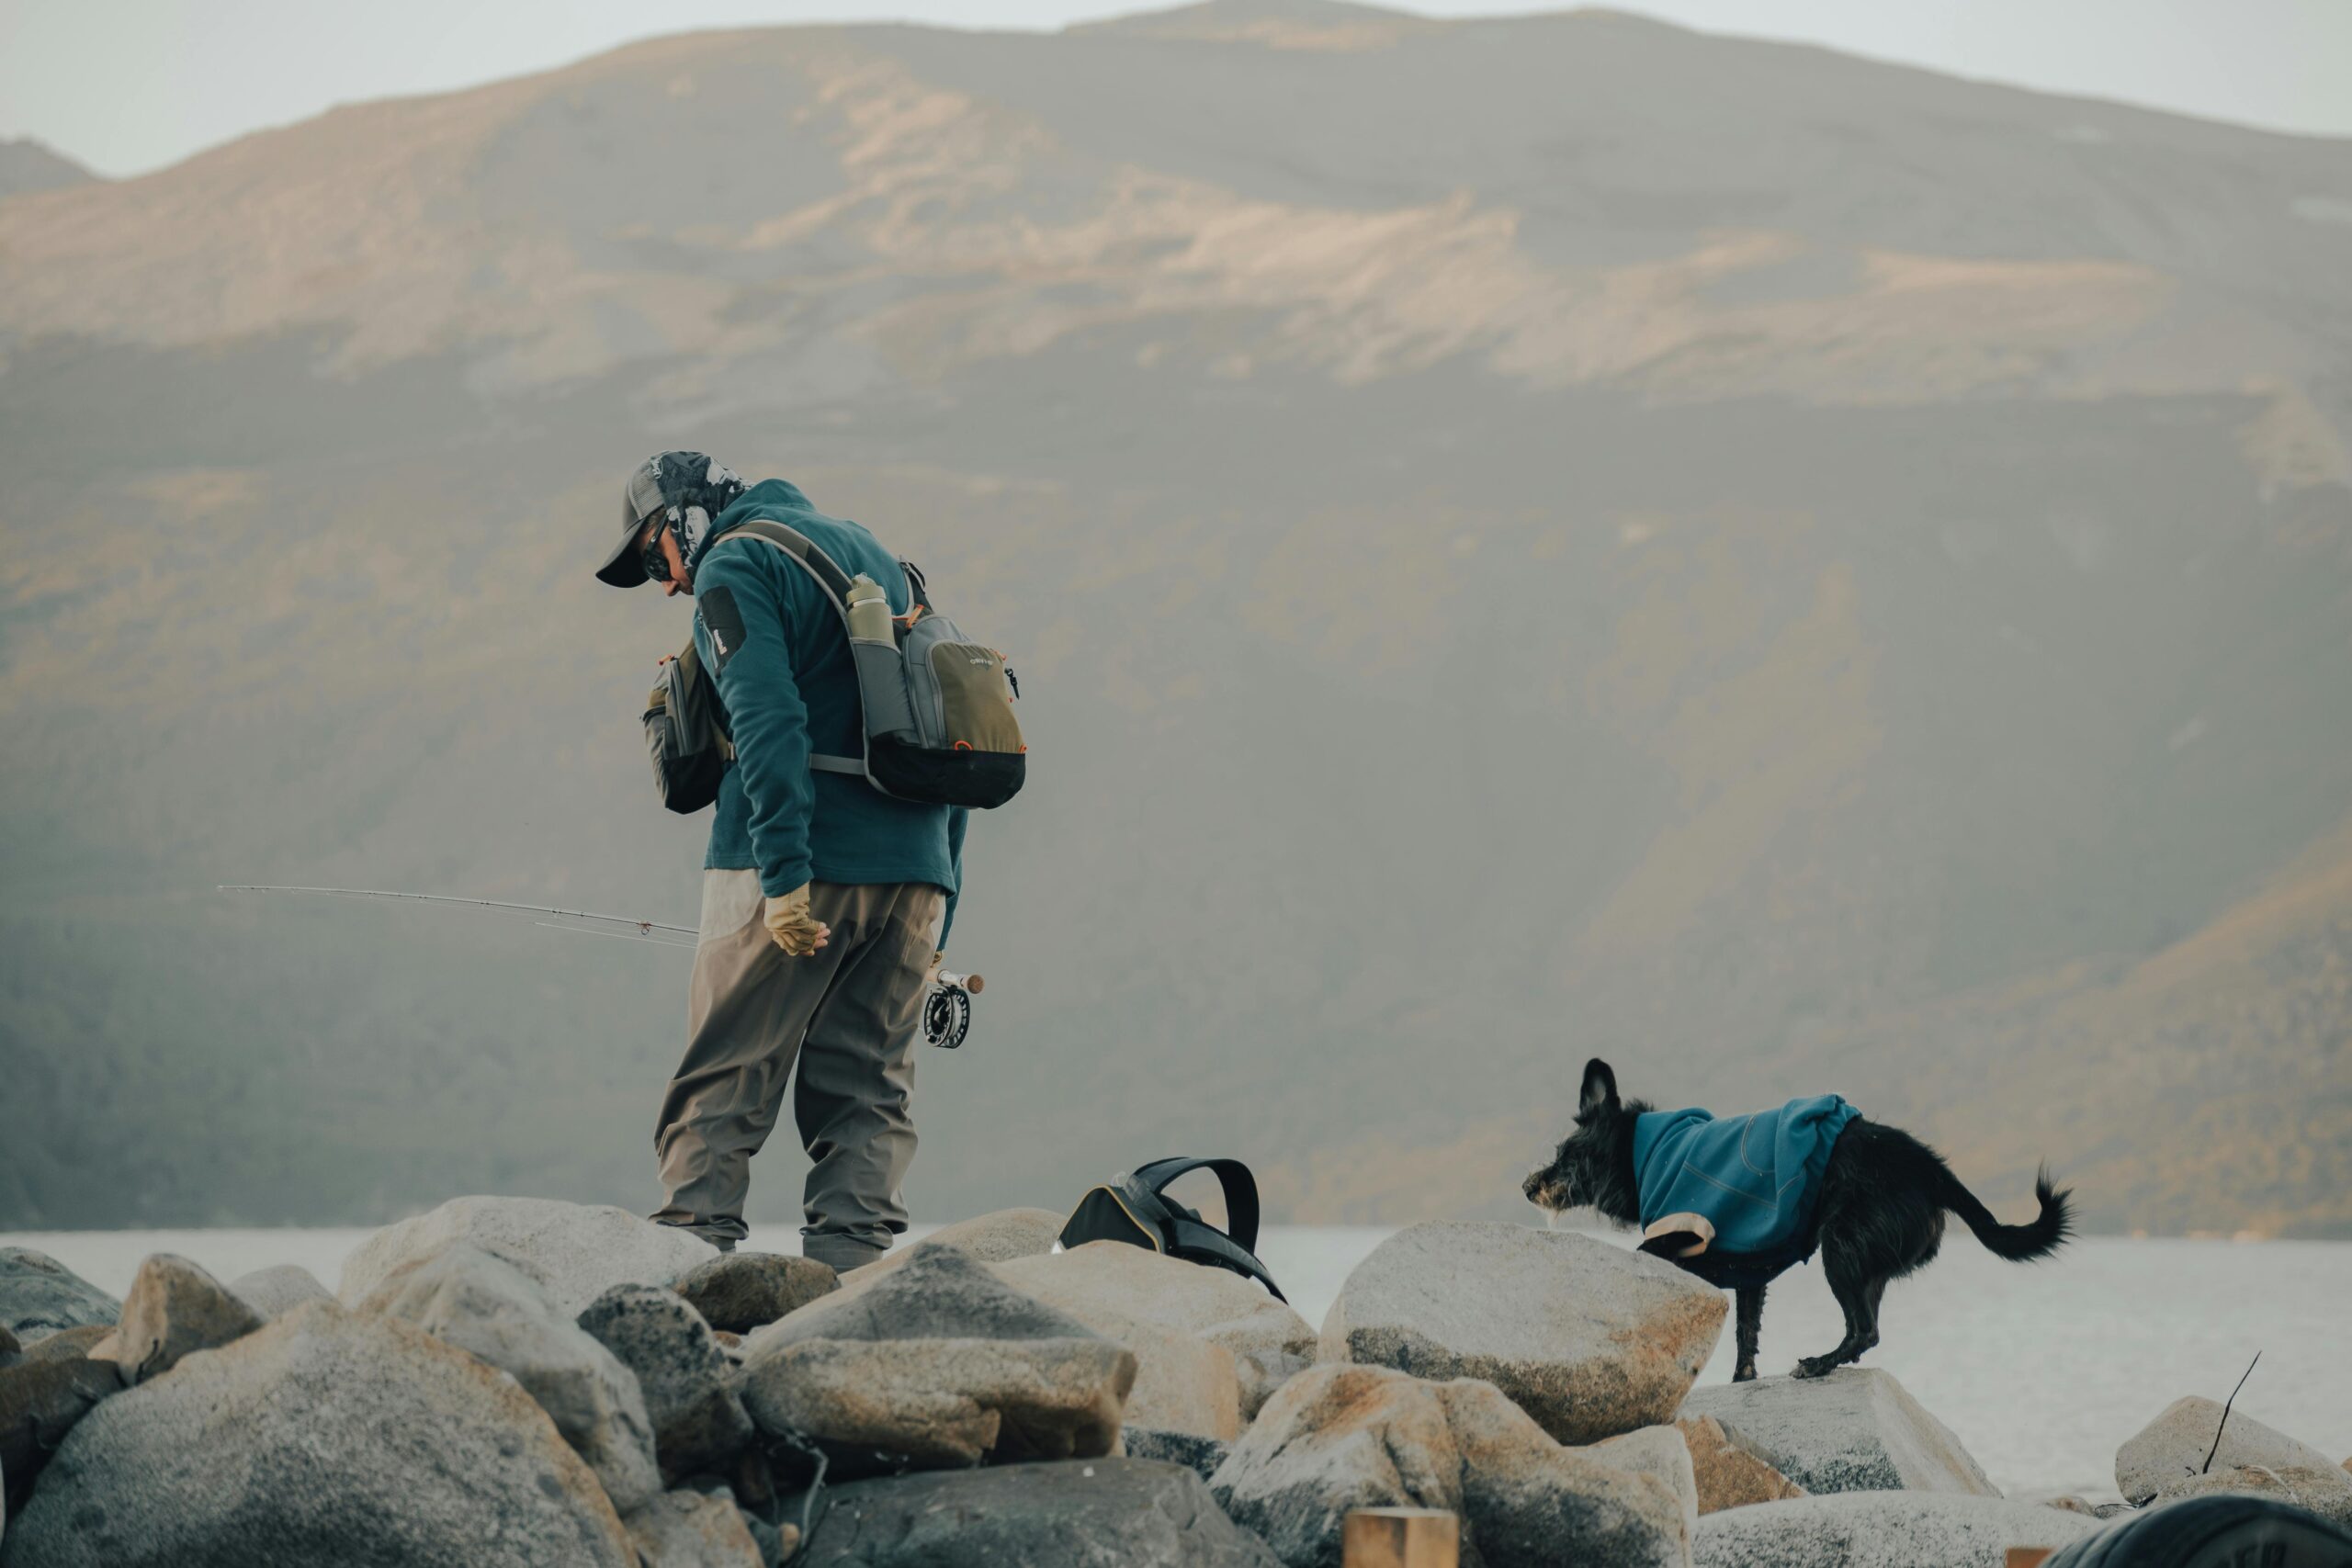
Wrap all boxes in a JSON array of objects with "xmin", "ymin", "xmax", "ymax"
[
  {"xmin": 2146, "ymin": 1463, "xmax": 2352, "ymax": 1528},
  {"xmin": 2115, "ymin": 1395, "xmax": 2347, "ymax": 1506},
  {"xmin": 1124, "ymin": 1427, "xmax": 1233, "ymax": 1484},
  {"xmin": 1691, "ymin": 1492, "xmax": 2098, "ymax": 1567},
  {"xmin": 0, "ymin": 1248, "xmax": 119, "ymax": 1344},
  {"xmin": 737, "ymin": 1510, "xmax": 798, "ymax": 1567},
  {"xmin": 1238, "ymin": 1349, "xmax": 1312, "ymax": 1423},
  {"xmin": 357, "ymin": 1239, "xmax": 662, "ymax": 1511},
  {"xmin": 338, "ymin": 1194, "xmax": 716, "ymax": 1317},
  {"xmin": 739, "ymin": 1243, "xmax": 1136, "ymax": 1471},
  {"xmin": 673, "ymin": 1251, "xmax": 838, "ymax": 1334},
  {"xmin": 1320, "ymin": 1222, "xmax": 1724, "ymax": 1445},
  {"xmin": 85, "ymin": 1254, "xmax": 263, "ymax": 1385},
  {"xmin": 1584, "ymin": 1424, "xmax": 1700, "ymax": 1543},
  {"xmin": 1680, "ymin": 1369, "xmax": 1997, "ymax": 1495},
  {"xmin": 579, "ymin": 1283, "xmax": 756, "ymax": 1483},
  {"xmin": 997, "ymin": 1242, "xmax": 1316, "ymax": 1431},
  {"xmin": 625, "ymin": 1489, "xmax": 766, "ymax": 1567},
  {"xmin": 1675, "ymin": 1414, "xmax": 1806, "ymax": 1512},
  {"xmin": 227, "ymin": 1263, "xmax": 333, "ymax": 1320},
  {"xmin": 794, "ymin": 1459, "xmax": 1280, "ymax": 1566},
  {"xmin": 1211, "ymin": 1362, "xmax": 1688, "ymax": 1568},
  {"xmin": 857, "ymin": 1208, "xmax": 1067, "ymax": 1276},
  {"xmin": 990, "ymin": 1249, "xmax": 1242, "ymax": 1439},
  {"xmin": 0, "ymin": 1300, "xmax": 633, "ymax": 1567},
  {"xmin": 0, "ymin": 1336, "xmax": 121, "ymax": 1513},
  {"xmin": 11, "ymin": 1325, "xmax": 107, "ymax": 1364}
]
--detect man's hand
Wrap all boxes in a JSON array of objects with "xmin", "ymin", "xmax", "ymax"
[{"xmin": 764, "ymin": 886, "xmax": 831, "ymax": 957}]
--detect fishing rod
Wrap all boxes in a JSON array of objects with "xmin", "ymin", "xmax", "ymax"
[
  {"xmin": 219, "ymin": 884, "xmax": 986, "ymax": 1048},
  {"xmin": 219, "ymin": 885, "xmax": 695, "ymax": 935}
]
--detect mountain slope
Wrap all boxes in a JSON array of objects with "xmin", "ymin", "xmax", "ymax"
[
  {"xmin": 1, "ymin": 3, "xmax": 2347, "ymax": 1233},
  {"xmin": 0, "ymin": 137, "xmax": 93, "ymax": 200}
]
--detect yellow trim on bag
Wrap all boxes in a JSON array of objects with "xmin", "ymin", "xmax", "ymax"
[{"xmin": 1100, "ymin": 1188, "xmax": 1164, "ymax": 1253}]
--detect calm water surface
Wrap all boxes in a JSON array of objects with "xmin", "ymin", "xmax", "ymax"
[{"xmin": 9, "ymin": 1222, "xmax": 2345, "ymax": 1499}]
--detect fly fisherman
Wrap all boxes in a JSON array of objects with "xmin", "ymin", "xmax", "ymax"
[{"xmin": 595, "ymin": 452, "xmax": 966, "ymax": 1271}]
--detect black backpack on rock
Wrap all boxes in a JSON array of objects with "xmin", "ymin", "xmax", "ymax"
[{"xmin": 1057, "ymin": 1156, "xmax": 1287, "ymax": 1302}]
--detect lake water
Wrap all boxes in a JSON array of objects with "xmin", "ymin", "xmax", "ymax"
[{"xmin": 7, "ymin": 1223, "xmax": 2346, "ymax": 1500}]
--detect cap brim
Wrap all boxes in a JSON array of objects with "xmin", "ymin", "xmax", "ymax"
[{"xmin": 595, "ymin": 528, "xmax": 650, "ymax": 588}]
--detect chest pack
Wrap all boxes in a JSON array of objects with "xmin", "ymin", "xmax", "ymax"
[
  {"xmin": 1057, "ymin": 1156, "xmax": 1288, "ymax": 1302},
  {"xmin": 644, "ymin": 520, "xmax": 1025, "ymax": 814}
]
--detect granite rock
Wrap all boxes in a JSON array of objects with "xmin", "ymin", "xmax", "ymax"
[
  {"xmin": 0, "ymin": 1338, "xmax": 122, "ymax": 1513},
  {"xmin": 358, "ymin": 1240, "xmax": 662, "ymax": 1511},
  {"xmin": 2115, "ymin": 1395, "xmax": 2346, "ymax": 1506},
  {"xmin": 857, "ymin": 1208, "xmax": 1066, "ymax": 1275},
  {"xmin": 1691, "ymin": 1492, "xmax": 2098, "ymax": 1568},
  {"xmin": 1674, "ymin": 1414, "xmax": 1807, "ymax": 1512},
  {"xmin": 1680, "ymin": 1369, "xmax": 1996, "ymax": 1495},
  {"xmin": 0, "ymin": 1249, "xmax": 119, "ymax": 1345},
  {"xmin": 1212, "ymin": 1362, "xmax": 1688, "ymax": 1568},
  {"xmin": 673, "ymin": 1252, "xmax": 839, "ymax": 1334},
  {"xmin": 227, "ymin": 1263, "xmax": 333, "ymax": 1321},
  {"xmin": 625, "ymin": 1489, "xmax": 766, "ymax": 1568},
  {"xmin": 1124, "ymin": 1427, "xmax": 1233, "ymax": 1484},
  {"xmin": 1585, "ymin": 1424, "xmax": 1700, "ymax": 1543},
  {"xmin": 579, "ymin": 1282, "xmax": 756, "ymax": 1483},
  {"xmin": 794, "ymin": 1460, "xmax": 1280, "ymax": 1566},
  {"xmin": 992, "ymin": 1247, "xmax": 1244, "ymax": 1438},
  {"xmin": 2147, "ymin": 1462, "xmax": 2352, "ymax": 1528},
  {"xmin": 1320, "ymin": 1223, "xmax": 1724, "ymax": 1445},
  {"xmin": 0, "ymin": 1301, "xmax": 633, "ymax": 1567},
  {"xmin": 339, "ymin": 1195, "xmax": 716, "ymax": 1317},
  {"xmin": 87, "ymin": 1254, "xmax": 264, "ymax": 1385},
  {"xmin": 739, "ymin": 1244, "xmax": 1136, "ymax": 1471}
]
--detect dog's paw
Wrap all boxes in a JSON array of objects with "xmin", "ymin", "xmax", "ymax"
[
  {"xmin": 1791, "ymin": 1356, "xmax": 1837, "ymax": 1380},
  {"xmin": 1733, "ymin": 1362, "xmax": 1758, "ymax": 1383}
]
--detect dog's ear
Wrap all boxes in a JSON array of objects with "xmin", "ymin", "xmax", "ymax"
[{"xmin": 1578, "ymin": 1058, "xmax": 1619, "ymax": 1120}]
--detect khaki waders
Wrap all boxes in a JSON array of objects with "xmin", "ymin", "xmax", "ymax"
[{"xmin": 650, "ymin": 870, "xmax": 944, "ymax": 1271}]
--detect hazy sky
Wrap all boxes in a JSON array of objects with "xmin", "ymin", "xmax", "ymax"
[{"xmin": 3, "ymin": 0, "xmax": 2348, "ymax": 177}]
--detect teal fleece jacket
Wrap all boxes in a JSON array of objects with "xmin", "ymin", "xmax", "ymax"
[{"xmin": 688, "ymin": 479, "xmax": 966, "ymax": 945}]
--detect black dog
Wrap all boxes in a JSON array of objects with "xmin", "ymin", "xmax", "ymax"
[{"xmin": 1522, "ymin": 1058, "xmax": 2072, "ymax": 1382}]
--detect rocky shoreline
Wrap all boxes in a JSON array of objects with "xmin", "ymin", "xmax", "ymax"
[{"xmin": 4, "ymin": 1204, "xmax": 2347, "ymax": 1565}]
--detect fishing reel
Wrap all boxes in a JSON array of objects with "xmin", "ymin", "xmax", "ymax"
[{"xmin": 924, "ymin": 970, "xmax": 983, "ymax": 1050}]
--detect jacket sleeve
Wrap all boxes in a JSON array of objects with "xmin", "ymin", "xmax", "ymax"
[
  {"xmin": 695, "ymin": 547, "xmax": 816, "ymax": 897},
  {"xmin": 939, "ymin": 807, "xmax": 969, "ymax": 952}
]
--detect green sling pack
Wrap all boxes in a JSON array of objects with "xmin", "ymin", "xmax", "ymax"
[{"xmin": 644, "ymin": 520, "xmax": 1025, "ymax": 815}]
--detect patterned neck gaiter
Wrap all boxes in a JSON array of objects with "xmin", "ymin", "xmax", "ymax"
[{"xmin": 625, "ymin": 451, "xmax": 747, "ymax": 575}]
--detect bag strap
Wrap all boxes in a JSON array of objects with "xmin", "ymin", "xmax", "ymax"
[
  {"xmin": 706, "ymin": 520, "xmax": 917, "ymax": 777},
  {"xmin": 1129, "ymin": 1156, "xmax": 1263, "ymax": 1254},
  {"xmin": 1164, "ymin": 1218, "xmax": 1287, "ymax": 1303}
]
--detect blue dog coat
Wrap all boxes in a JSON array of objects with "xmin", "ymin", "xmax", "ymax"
[{"xmin": 1633, "ymin": 1096, "xmax": 1861, "ymax": 1265}]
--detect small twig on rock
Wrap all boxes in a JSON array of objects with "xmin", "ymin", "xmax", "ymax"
[
  {"xmin": 2200, "ymin": 1350, "xmax": 2260, "ymax": 1475},
  {"xmin": 766, "ymin": 1427, "xmax": 830, "ymax": 1563}
]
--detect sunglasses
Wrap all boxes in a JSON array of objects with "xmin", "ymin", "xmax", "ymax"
[{"xmin": 639, "ymin": 518, "xmax": 673, "ymax": 583}]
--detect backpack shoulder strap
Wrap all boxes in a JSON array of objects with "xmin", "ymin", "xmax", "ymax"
[
  {"xmin": 1130, "ymin": 1156, "xmax": 1264, "ymax": 1254},
  {"xmin": 703, "ymin": 521, "xmax": 868, "ymax": 776},
  {"xmin": 1164, "ymin": 1217, "xmax": 1288, "ymax": 1303}
]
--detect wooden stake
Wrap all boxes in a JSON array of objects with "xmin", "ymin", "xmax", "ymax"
[{"xmin": 1343, "ymin": 1508, "xmax": 1459, "ymax": 1568}]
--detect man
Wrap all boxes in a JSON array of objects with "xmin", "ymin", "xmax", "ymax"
[{"xmin": 595, "ymin": 452, "xmax": 966, "ymax": 1271}]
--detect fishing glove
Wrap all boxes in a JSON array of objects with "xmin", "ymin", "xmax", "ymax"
[{"xmin": 764, "ymin": 886, "xmax": 831, "ymax": 957}]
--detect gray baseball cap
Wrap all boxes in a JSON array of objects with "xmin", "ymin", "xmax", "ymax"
[{"xmin": 595, "ymin": 462, "xmax": 668, "ymax": 587}]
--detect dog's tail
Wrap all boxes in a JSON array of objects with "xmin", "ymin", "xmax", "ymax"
[{"xmin": 1939, "ymin": 1162, "xmax": 2074, "ymax": 1261}]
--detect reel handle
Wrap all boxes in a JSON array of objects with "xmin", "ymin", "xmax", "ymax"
[{"xmin": 938, "ymin": 971, "xmax": 984, "ymax": 994}]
